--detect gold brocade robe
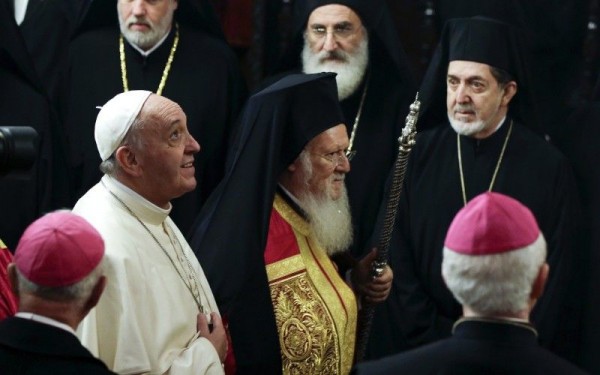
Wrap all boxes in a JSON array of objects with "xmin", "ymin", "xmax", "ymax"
[{"xmin": 264, "ymin": 194, "xmax": 358, "ymax": 375}]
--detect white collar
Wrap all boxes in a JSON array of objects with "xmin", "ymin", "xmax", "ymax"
[
  {"xmin": 13, "ymin": 0, "xmax": 28, "ymax": 25},
  {"xmin": 102, "ymin": 175, "xmax": 172, "ymax": 225},
  {"xmin": 15, "ymin": 312, "xmax": 77, "ymax": 336},
  {"xmin": 125, "ymin": 27, "xmax": 171, "ymax": 57},
  {"xmin": 490, "ymin": 116, "xmax": 507, "ymax": 135}
]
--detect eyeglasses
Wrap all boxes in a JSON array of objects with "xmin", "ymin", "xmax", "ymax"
[
  {"xmin": 308, "ymin": 23, "xmax": 359, "ymax": 41},
  {"xmin": 120, "ymin": 0, "xmax": 163, "ymax": 4},
  {"xmin": 314, "ymin": 149, "xmax": 356, "ymax": 167}
]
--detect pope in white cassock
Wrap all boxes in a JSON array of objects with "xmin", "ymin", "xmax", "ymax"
[{"xmin": 73, "ymin": 90, "xmax": 229, "ymax": 374}]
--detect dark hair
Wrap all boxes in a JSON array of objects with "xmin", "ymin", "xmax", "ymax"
[{"xmin": 489, "ymin": 66, "xmax": 514, "ymax": 88}]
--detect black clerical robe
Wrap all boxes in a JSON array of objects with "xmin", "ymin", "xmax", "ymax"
[
  {"xmin": 560, "ymin": 102, "xmax": 600, "ymax": 373},
  {"xmin": 64, "ymin": 24, "xmax": 245, "ymax": 234},
  {"xmin": 382, "ymin": 119, "xmax": 581, "ymax": 360},
  {"xmin": 0, "ymin": 317, "xmax": 115, "ymax": 375},
  {"xmin": 19, "ymin": 0, "xmax": 87, "ymax": 107},
  {"xmin": 0, "ymin": 1, "xmax": 57, "ymax": 248},
  {"xmin": 339, "ymin": 52, "xmax": 414, "ymax": 259},
  {"xmin": 352, "ymin": 320, "xmax": 588, "ymax": 375}
]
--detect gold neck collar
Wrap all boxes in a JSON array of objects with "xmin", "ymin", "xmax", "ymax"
[
  {"xmin": 119, "ymin": 23, "xmax": 179, "ymax": 96},
  {"xmin": 346, "ymin": 73, "xmax": 370, "ymax": 158}
]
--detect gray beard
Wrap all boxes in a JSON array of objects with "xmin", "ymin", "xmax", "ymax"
[
  {"xmin": 448, "ymin": 115, "xmax": 487, "ymax": 137},
  {"xmin": 299, "ymin": 186, "xmax": 353, "ymax": 256},
  {"xmin": 119, "ymin": 13, "xmax": 173, "ymax": 51},
  {"xmin": 301, "ymin": 35, "xmax": 369, "ymax": 100}
]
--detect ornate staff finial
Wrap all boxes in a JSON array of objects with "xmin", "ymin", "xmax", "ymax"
[{"xmin": 355, "ymin": 92, "xmax": 421, "ymax": 361}]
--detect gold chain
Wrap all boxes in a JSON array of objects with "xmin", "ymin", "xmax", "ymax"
[
  {"xmin": 346, "ymin": 74, "xmax": 369, "ymax": 157},
  {"xmin": 119, "ymin": 23, "xmax": 179, "ymax": 96},
  {"xmin": 457, "ymin": 120, "xmax": 513, "ymax": 206},
  {"xmin": 104, "ymin": 181, "xmax": 207, "ymax": 313}
]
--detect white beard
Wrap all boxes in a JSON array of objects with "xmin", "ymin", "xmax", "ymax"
[
  {"xmin": 448, "ymin": 91, "xmax": 505, "ymax": 137},
  {"xmin": 301, "ymin": 35, "xmax": 369, "ymax": 100},
  {"xmin": 448, "ymin": 115, "xmax": 487, "ymax": 137},
  {"xmin": 448, "ymin": 102, "xmax": 491, "ymax": 137},
  {"xmin": 119, "ymin": 11, "xmax": 174, "ymax": 51},
  {"xmin": 299, "ymin": 184, "xmax": 353, "ymax": 256}
]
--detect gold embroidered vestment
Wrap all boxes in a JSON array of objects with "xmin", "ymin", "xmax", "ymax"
[{"xmin": 265, "ymin": 194, "xmax": 357, "ymax": 375}]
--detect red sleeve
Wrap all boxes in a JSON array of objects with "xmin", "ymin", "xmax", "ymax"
[
  {"xmin": 264, "ymin": 209, "xmax": 300, "ymax": 265},
  {"xmin": 0, "ymin": 241, "xmax": 17, "ymax": 321}
]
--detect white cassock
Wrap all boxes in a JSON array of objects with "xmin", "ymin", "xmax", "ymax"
[{"xmin": 73, "ymin": 175, "xmax": 223, "ymax": 375}]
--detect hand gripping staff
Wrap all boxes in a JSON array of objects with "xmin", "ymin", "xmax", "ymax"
[{"xmin": 355, "ymin": 93, "xmax": 421, "ymax": 361}]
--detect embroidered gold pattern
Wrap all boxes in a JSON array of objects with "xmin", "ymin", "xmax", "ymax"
[
  {"xmin": 266, "ymin": 194, "xmax": 357, "ymax": 375},
  {"xmin": 270, "ymin": 270, "xmax": 339, "ymax": 374}
]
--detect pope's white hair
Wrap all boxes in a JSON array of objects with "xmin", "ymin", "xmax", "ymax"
[
  {"xmin": 442, "ymin": 233, "xmax": 546, "ymax": 315},
  {"xmin": 99, "ymin": 114, "xmax": 146, "ymax": 175}
]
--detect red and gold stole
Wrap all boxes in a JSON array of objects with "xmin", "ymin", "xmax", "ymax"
[
  {"xmin": 0, "ymin": 240, "xmax": 17, "ymax": 321},
  {"xmin": 264, "ymin": 194, "xmax": 357, "ymax": 375}
]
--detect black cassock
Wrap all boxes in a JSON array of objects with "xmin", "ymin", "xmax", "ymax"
[
  {"xmin": 353, "ymin": 320, "xmax": 588, "ymax": 375},
  {"xmin": 378, "ymin": 118, "xmax": 582, "ymax": 361},
  {"xmin": 64, "ymin": 24, "xmax": 245, "ymax": 235},
  {"xmin": 560, "ymin": 100, "xmax": 600, "ymax": 373},
  {"xmin": 0, "ymin": 1, "xmax": 60, "ymax": 249},
  {"xmin": 336, "ymin": 48, "xmax": 415, "ymax": 259}
]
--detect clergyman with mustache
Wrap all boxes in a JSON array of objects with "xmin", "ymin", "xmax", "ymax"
[
  {"xmin": 385, "ymin": 16, "xmax": 581, "ymax": 362},
  {"xmin": 190, "ymin": 72, "xmax": 393, "ymax": 374}
]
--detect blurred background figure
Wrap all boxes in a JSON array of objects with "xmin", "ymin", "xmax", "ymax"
[
  {"xmin": 0, "ymin": 1, "xmax": 80, "ymax": 248},
  {"xmin": 560, "ymin": 67, "xmax": 600, "ymax": 373},
  {"xmin": 0, "ymin": 240, "xmax": 17, "ymax": 321}
]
